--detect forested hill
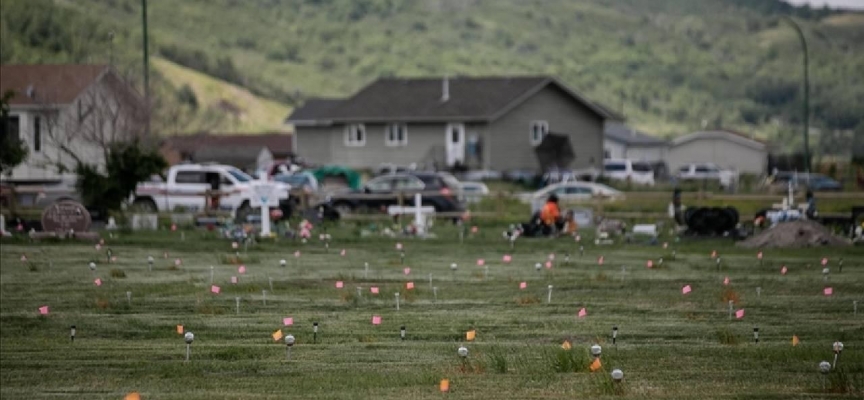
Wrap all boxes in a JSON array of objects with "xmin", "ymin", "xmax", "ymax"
[{"xmin": 2, "ymin": 0, "xmax": 862, "ymax": 152}]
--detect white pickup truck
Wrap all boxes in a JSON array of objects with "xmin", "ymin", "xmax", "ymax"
[
  {"xmin": 132, "ymin": 164, "xmax": 291, "ymax": 220},
  {"xmin": 675, "ymin": 163, "xmax": 737, "ymax": 188}
]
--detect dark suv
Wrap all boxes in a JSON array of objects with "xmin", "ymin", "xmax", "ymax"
[{"xmin": 328, "ymin": 172, "xmax": 464, "ymax": 215}]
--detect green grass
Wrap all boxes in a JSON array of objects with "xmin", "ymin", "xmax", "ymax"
[{"xmin": 1, "ymin": 225, "xmax": 863, "ymax": 399}]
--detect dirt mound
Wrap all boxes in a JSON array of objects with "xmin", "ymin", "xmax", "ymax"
[{"xmin": 737, "ymin": 220, "xmax": 851, "ymax": 249}]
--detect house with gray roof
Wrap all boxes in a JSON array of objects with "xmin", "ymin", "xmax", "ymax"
[
  {"xmin": 285, "ymin": 76, "xmax": 620, "ymax": 172},
  {"xmin": 667, "ymin": 130, "xmax": 768, "ymax": 175},
  {"xmin": 603, "ymin": 122, "xmax": 669, "ymax": 162}
]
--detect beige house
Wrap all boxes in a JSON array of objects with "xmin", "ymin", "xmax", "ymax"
[
  {"xmin": 0, "ymin": 65, "xmax": 144, "ymax": 182},
  {"xmin": 286, "ymin": 76, "xmax": 620, "ymax": 172},
  {"xmin": 667, "ymin": 130, "xmax": 768, "ymax": 175}
]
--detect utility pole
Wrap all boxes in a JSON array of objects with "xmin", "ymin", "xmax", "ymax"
[
  {"xmin": 782, "ymin": 17, "xmax": 810, "ymax": 173},
  {"xmin": 141, "ymin": 0, "xmax": 151, "ymax": 136}
]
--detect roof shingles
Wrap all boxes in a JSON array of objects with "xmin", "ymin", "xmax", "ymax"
[{"xmin": 0, "ymin": 65, "xmax": 108, "ymax": 105}]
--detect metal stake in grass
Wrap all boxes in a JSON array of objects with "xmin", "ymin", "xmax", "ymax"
[
  {"xmin": 620, "ymin": 266, "xmax": 627, "ymax": 282},
  {"xmin": 433, "ymin": 286, "xmax": 438, "ymax": 302},
  {"xmin": 70, "ymin": 325, "xmax": 76, "ymax": 342},
  {"xmin": 838, "ymin": 258, "xmax": 844, "ymax": 273},
  {"xmin": 364, "ymin": 262, "xmax": 369, "ymax": 279},
  {"xmin": 484, "ymin": 265, "xmax": 489, "ymax": 280},
  {"xmin": 428, "ymin": 273, "xmax": 433, "ymax": 290},
  {"xmin": 716, "ymin": 257, "xmax": 721, "ymax": 271},
  {"xmin": 753, "ymin": 326, "xmax": 759, "ymax": 343},
  {"xmin": 184, "ymin": 332, "xmax": 194, "ymax": 362},
  {"xmin": 400, "ymin": 251, "xmax": 405, "ymax": 265},
  {"xmin": 210, "ymin": 266, "xmax": 215, "ymax": 284},
  {"xmin": 356, "ymin": 287, "xmax": 362, "ymax": 299},
  {"xmin": 313, "ymin": 322, "xmax": 318, "ymax": 344},
  {"xmin": 728, "ymin": 300, "xmax": 734, "ymax": 320},
  {"xmin": 672, "ymin": 250, "xmax": 677, "ymax": 260},
  {"xmin": 612, "ymin": 326, "xmax": 618, "ymax": 345},
  {"xmin": 832, "ymin": 341, "xmax": 844, "ymax": 369},
  {"xmin": 547, "ymin": 285, "xmax": 553, "ymax": 304},
  {"xmin": 126, "ymin": 291, "xmax": 132, "ymax": 306},
  {"xmin": 450, "ymin": 263, "xmax": 458, "ymax": 280},
  {"xmin": 564, "ymin": 252, "xmax": 570, "ymax": 265},
  {"xmin": 756, "ymin": 287, "xmax": 762, "ymax": 298},
  {"xmin": 822, "ymin": 267, "xmax": 829, "ymax": 282},
  {"xmin": 284, "ymin": 334, "xmax": 295, "ymax": 361},
  {"xmin": 400, "ymin": 325, "xmax": 406, "ymax": 341},
  {"xmin": 235, "ymin": 297, "xmax": 240, "ymax": 315},
  {"xmin": 395, "ymin": 292, "xmax": 400, "ymax": 311},
  {"xmin": 262, "ymin": 290, "xmax": 267, "ymax": 306},
  {"xmin": 579, "ymin": 245, "xmax": 584, "ymax": 258},
  {"xmin": 854, "ymin": 300, "xmax": 858, "ymax": 316}
]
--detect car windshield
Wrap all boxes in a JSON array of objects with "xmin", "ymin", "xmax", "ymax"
[
  {"xmin": 227, "ymin": 168, "xmax": 253, "ymax": 183},
  {"xmin": 604, "ymin": 163, "xmax": 626, "ymax": 171}
]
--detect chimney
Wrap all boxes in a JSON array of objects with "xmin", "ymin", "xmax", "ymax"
[{"xmin": 441, "ymin": 76, "xmax": 449, "ymax": 102}]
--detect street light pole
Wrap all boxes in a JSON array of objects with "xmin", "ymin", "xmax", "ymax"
[
  {"xmin": 141, "ymin": 0, "xmax": 151, "ymax": 136},
  {"xmin": 782, "ymin": 16, "xmax": 810, "ymax": 173}
]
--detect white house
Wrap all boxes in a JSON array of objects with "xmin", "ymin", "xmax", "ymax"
[
  {"xmin": 667, "ymin": 130, "xmax": 768, "ymax": 175},
  {"xmin": 0, "ymin": 65, "xmax": 144, "ymax": 182},
  {"xmin": 603, "ymin": 122, "xmax": 669, "ymax": 162}
]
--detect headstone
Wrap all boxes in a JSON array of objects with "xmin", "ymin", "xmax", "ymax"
[
  {"xmin": 106, "ymin": 217, "xmax": 118, "ymax": 230},
  {"xmin": 36, "ymin": 200, "xmax": 98, "ymax": 240},
  {"xmin": 131, "ymin": 214, "xmax": 158, "ymax": 231}
]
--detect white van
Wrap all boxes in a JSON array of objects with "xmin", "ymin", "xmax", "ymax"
[{"xmin": 603, "ymin": 159, "xmax": 655, "ymax": 186}]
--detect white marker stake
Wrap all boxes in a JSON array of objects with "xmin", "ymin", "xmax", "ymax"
[
  {"xmin": 210, "ymin": 266, "xmax": 215, "ymax": 284},
  {"xmin": 356, "ymin": 287, "xmax": 362, "ymax": 299},
  {"xmin": 484, "ymin": 265, "xmax": 489, "ymax": 280},
  {"xmin": 262, "ymin": 290, "xmax": 267, "ymax": 306},
  {"xmin": 269, "ymin": 277, "xmax": 274, "ymax": 292},
  {"xmin": 395, "ymin": 292, "xmax": 400, "ymax": 311},
  {"xmin": 547, "ymin": 285, "xmax": 553, "ymax": 304},
  {"xmin": 428, "ymin": 273, "xmax": 433, "ymax": 290},
  {"xmin": 728, "ymin": 300, "xmax": 734, "ymax": 320},
  {"xmin": 235, "ymin": 297, "xmax": 240, "ymax": 315},
  {"xmin": 620, "ymin": 266, "xmax": 627, "ymax": 282},
  {"xmin": 756, "ymin": 287, "xmax": 761, "ymax": 298},
  {"xmin": 854, "ymin": 300, "xmax": 858, "ymax": 316},
  {"xmin": 126, "ymin": 291, "xmax": 132, "ymax": 306},
  {"xmin": 364, "ymin": 262, "xmax": 369, "ymax": 279},
  {"xmin": 433, "ymin": 287, "xmax": 438, "ymax": 302}
]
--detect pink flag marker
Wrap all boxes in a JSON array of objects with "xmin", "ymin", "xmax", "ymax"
[
  {"xmin": 238, "ymin": 265, "xmax": 246, "ymax": 274},
  {"xmin": 340, "ymin": 249, "xmax": 346, "ymax": 256},
  {"xmin": 502, "ymin": 255, "xmax": 512, "ymax": 263},
  {"xmin": 723, "ymin": 277, "xmax": 730, "ymax": 286},
  {"xmin": 395, "ymin": 243, "xmax": 403, "ymax": 250},
  {"xmin": 646, "ymin": 260, "xmax": 654, "ymax": 268},
  {"xmin": 577, "ymin": 308, "xmax": 587, "ymax": 318},
  {"xmin": 171, "ymin": 224, "xmax": 177, "ymax": 232},
  {"xmin": 682, "ymin": 285, "xmax": 692, "ymax": 294},
  {"xmin": 757, "ymin": 251, "xmax": 763, "ymax": 260},
  {"xmin": 211, "ymin": 285, "xmax": 221, "ymax": 294},
  {"xmin": 294, "ymin": 250, "xmax": 301, "ymax": 258},
  {"xmin": 283, "ymin": 317, "xmax": 293, "ymax": 326},
  {"xmin": 406, "ymin": 282, "xmax": 414, "ymax": 290},
  {"xmin": 163, "ymin": 251, "xmax": 168, "ymax": 258},
  {"xmin": 232, "ymin": 241, "xmax": 239, "ymax": 249},
  {"xmin": 99, "ymin": 239, "xmax": 105, "ymax": 246},
  {"xmin": 95, "ymin": 244, "xmax": 102, "ymax": 251},
  {"xmin": 824, "ymin": 287, "xmax": 833, "ymax": 296},
  {"xmin": 476, "ymin": 259, "xmax": 485, "ymax": 266},
  {"xmin": 735, "ymin": 309, "xmax": 745, "ymax": 319},
  {"xmin": 174, "ymin": 258, "xmax": 182, "ymax": 267},
  {"xmin": 403, "ymin": 267, "xmax": 411, "ymax": 275},
  {"xmin": 548, "ymin": 253, "xmax": 555, "ymax": 261},
  {"xmin": 372, "ymin": 315, "xmax": 381, "ymax": 325},
  {"xmin": 598, "ymin": 256, "xmax": 605, "ymax": 265},
  {"xmin": 371, "ymin": 287, "xmax": 379, "ymax": 294},
  {"xmin": 336, "ymin": 281, "xmax": 344, "ymax": 289},
  {"xmin": 94, "ymin": 278, "xmax": 102, "ymax": 286},
  {"xmin": 545, "ymin": 261, "xmax": 553, "ymax": 269},
  {"xmin": 110, "ymin": 256, "xmax": 117, "ymax": 262},
  {"xmin": 711, "ymin": 250, "xmax": 717, "ymax": 259},
  {"xmin": 663, "ymin": 242, "xmax": 668, "ymax": 249},
  {"xmin": 821, "ymin": 258, "xmax": 828, "ymax": 266},
  {"xmin": 38, "ymin": 306, "xmax": 49, "ymax": 315},
  {"xmin": 781, "ymin": 266, "xmax": 788, "ymax": 275},
  {"xmin": 20, "ymin": 255, "xmax": 27, "ymax": 262},
  {"xmin": 470, "ymin": 226, "xmax": 479, "ymax": 234},
  {"xmin": 231, "ymin": 276, "xmax": 238, "ymax": 284},
  {"xmin": 519, "ymin": 282, "xmax": 527, "ymax": 290},
  {"xmin": 575, "ymin": 235, "xmax": 581, "ymax": 242}
]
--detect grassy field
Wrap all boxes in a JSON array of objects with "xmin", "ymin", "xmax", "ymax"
[{"xmin": 1, "ymin": 224, "xmax": 863, "ymax": 399}]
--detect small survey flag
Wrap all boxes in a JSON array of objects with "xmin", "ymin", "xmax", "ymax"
[
  {"xmin": 589, "ymin": 358, "xmax": 602, "ymax": 372},
  {"xmin": 124, "ymin": 392, "xmax": 141, "ymax": 400},
  {"xmin": 439, "ymin": 379, "xmax": 450, "ymax": 392},
  {"xmin": 176, "ymin": 325, "xmax": 183, "ymax": 334},
  {"xmin": 561, "ymin": 341, "xmax": 572, "ymax": 350},
  {"xmin": 792, "ymin": 335, "xmax": 800, "ymax": 347},
  {"xmin": 272, "ymin": 329, "xmax": 283, "ymax": 341},
  {"xmin": 466, "ymin": 330, "xmax": 476, "ymax": 341}
]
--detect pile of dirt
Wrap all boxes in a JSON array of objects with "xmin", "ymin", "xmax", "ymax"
[{"xmin": 737, "ymin": 220, "xmax": 851, "ymax": 249}]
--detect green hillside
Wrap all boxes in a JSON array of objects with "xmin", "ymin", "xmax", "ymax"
[{"xmin": 2, "ymin": 0, "xmax": 863, "ymax": 153}]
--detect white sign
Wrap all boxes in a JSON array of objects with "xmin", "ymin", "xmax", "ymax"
[{"xmin": 250, "ymin": 183, "xmax": 280, "ymax": 208}]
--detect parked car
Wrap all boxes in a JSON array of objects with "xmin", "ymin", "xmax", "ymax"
[
  {"xmin": 327, "ymin": 172, "xmax": 464, "ymax": 215},
  {"xmin": 603, "ymin": 159, "xmax": 655, "ymax": 186},
  {"xmin": 676, "ymin": 163, "xmax": 736, "ymax": 188},
  {"xmin": 518, "ymin": 182, "xmax": 624, "ymax": 205},
  {"xmin": 133, "ymin": 164, "xmax": 291, "ymax": 220},
  {"xmin": 459, "ymin": 181, "xmax": 490, "ymax": 203},
  {"xmin": 767, "ymin": 172, "xmax": 842, "ymax": 192}
]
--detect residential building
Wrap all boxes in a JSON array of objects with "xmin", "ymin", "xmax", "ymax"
[
  {"xmin": 159, "ymin": 132, "xmax": 293, "ymax": 171},
  {"xmin": 667, "ymin": 130, "xmax": 768, "ymax": 175},
  {"xmin": 604, "ymin": 122, "xmax": 668, "ymax": 162}
]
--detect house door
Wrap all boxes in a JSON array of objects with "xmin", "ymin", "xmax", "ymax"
[{"xmin": 445, "ymin": 123, "xmax": 465, "ymax": 167}]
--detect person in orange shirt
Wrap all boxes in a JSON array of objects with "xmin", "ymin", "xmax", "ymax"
[{"xmin": 540, "ymin": 194, "xmax": 562, "ymax": 234}]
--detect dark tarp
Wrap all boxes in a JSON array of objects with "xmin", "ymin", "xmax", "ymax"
[{"xmin": 534, "ymin": 133, "xmax": 575, "ymax": 171}]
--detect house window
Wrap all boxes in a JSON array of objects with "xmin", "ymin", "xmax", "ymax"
[
  {"xmin": 604, "ymin": 149, "xmax": 611, "ymax": 159},
  {"xmin": 4, "ymin": 115, "xmax": 21, "ymax": 141},
  {"xmin": 345, "ymin": 124, "xmax": 366, "ymax": 147},
  {"xmin": 529, "ymin": 120, "xmax": 549, "ymax": 146},
  {"xmin": 385, "ymin": 124, "xmax": 408, "ymax": 147},
  {"xmin": 33, "ymin": 116, "xmax": 42, "ymax": 152}
]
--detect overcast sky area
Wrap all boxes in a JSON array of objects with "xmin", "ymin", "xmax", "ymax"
[{"xmin": 783, "ymin": 0, "xmax": 864, "ymax": 9}]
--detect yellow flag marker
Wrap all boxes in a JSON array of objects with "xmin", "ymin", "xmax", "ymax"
[
  {"xmin": 466, "ymin": 330, "xmax": 476, "ymax": 341},
  {"xmin": 124, "ymin": 392, "xmax": 141, "ymax": 400},
  {"xmin": 589, "ymin": 358, "xmax": 602, "ymax": 372},
  {"xmin": 176, "ymin": 325, "xmax": 184, "ymax": 335},
  {"xmin": 561, "ymin": 341, "xmax": 572, "ymax": 350},
  {"xmin": 439, "ymin": 379, "xmax": 450, "ymax": 392},
  {"xmin": 792, "ymin": 335, "xmax": 800, "ymax": 347},
  {"xmin": 272, "ymin": 329, "xmax": 283, "ymax": 342}
]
